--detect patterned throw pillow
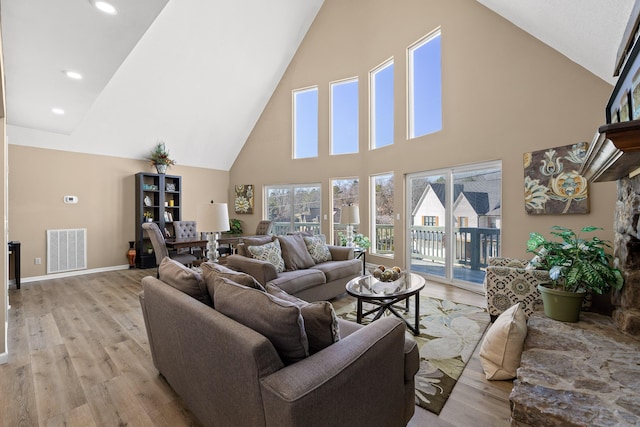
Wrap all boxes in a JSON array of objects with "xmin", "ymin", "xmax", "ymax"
[
  {"xmin": 247, "ymin": 240, "xmax": 286, "ymax": 273},
  {"xmin": 303, "ymin": 234, "xmax": 332, "ymax": 264}
]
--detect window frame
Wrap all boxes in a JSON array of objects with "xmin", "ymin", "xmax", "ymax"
[
  {"xmin": 369, "ymin": 58, "xmax": 395, "ymax": 150},
  {"xmin": 407, "ymin": 28, "xmax": 442, "ymax": 139},
  {"xmin": 370, "ymin": 172, "xmax": 394, "ymax": 257},
  {"xmin": 330, "ymin": 78, "xmax": 359, "ymax": 156},
  {"xmin": 292, "ymin": 86, "xmax": 319, "ymax": 159}
]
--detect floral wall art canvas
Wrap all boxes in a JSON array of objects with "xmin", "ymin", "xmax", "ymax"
[
  {"xmin": 524, "ymin": 142, "xmax": 589, "ymax": 215},
  {"xmin": 234, "ymin": 184, "xmax": 254, "ymax": 214}
]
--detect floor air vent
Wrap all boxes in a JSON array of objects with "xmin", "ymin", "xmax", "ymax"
[{"xmin": 47, "ymin": 228, "xmax": 87, "ymax": 274}]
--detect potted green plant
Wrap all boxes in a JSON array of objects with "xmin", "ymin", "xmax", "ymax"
[
  {"xmin": 146, "ymin": 141, "xmax": 176, "ymax": 174},
  {"xmin": 526, "ymin": 225, "xmax": 623, "ymax": 322},
  {"xmin": 224, "ymin": 219, "xmax": 243, "ymax": 236},
  {"xmin": 338, "ymin": 232, "xmax": 371, "ymax": 250}
]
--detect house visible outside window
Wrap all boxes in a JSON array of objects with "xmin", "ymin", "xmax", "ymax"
[
  {"xmin": 370, "ymin": 59, "xmax": 394, "ymax": 149},
  {"xmin": 422, "ymin": 216, "xmax": 438, "ymax": 226},
  {"xmin": 293, "ymin": 87, "xmax": 318, "ymax": 159},
  {"xmin": 407, "ymin": 161, "xmax": 501, "ymax": 288},
  {"xmin": 331, "ymin": 79, "xmax": 359, "ymax": 155},
  {"xmin": 408, "ymin": 29, "xmax": 442, "ymax": 138},
  {"xmin": 371, "ymin": 173, "xmax": 394, "ymax": 256},
  {"xmin": 266, "ymin": 184, "xmax": 321, "ymax": 234}
]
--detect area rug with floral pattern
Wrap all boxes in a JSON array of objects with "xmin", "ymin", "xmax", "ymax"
[{"xmin": 335, "ymin": 296, "xmax": 489, "ymax": 415}]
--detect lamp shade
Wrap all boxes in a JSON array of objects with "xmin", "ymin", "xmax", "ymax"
[
  {"xmin": 211, "ymin": 203, "xmax": 231, "ymax": 232},
  {"xmin": 340, "ymin": 205, "xmax": 360, "ymax": 225}
]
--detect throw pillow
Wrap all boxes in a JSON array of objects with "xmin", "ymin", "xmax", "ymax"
[
  {"xmin": 479, "ymin": 302, "xmax": 528, "ymax": 380},
  {"xmin": 158, "ymin": 257, "xmax": 212, "ymax": 306},
  {"xmin": 213, "ymin": 277, "xmax": 309, "ymax": 364},
  {"xmin": 303, "ymin": 234, "xmax": 332, "ymax": 264},
  {"xmin": 201, "ymin": 262, "xmax": 265, "ymax": 303},
  {"xmin": 277, "ymin": 234, "xmax": 315, "ymax": 271},
  {"xmin": 247, "ymin": 240, "xmax": 285, "ymax": 273},
  {"xmin": 238, "ymin": 235, "xmax": 276, "ymax": 257},
  {"xmin": 266, "ymin": 284, "xmax": 340, "ymax": 354}
]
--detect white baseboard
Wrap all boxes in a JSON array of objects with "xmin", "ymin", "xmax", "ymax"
[{"xmin": 17, "ymin": 264, "xmax": 132, "ymax": 285}]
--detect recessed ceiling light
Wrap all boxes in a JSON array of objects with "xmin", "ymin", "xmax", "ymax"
[
  {"xmin": 64, "ymin": 70, "xmax": 83, "ymax": 80},
  {"xmin": 52, "ymin": 108, "xmax": 65, "ymax": 115},
  {"xmin": 92, "ymin": 1, "xmax": 117, "ymax": 15}
]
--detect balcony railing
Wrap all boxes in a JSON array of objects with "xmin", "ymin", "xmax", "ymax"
[{"xmin": 270, "ymin": 222, "xmax": 500, "ymax": 271}]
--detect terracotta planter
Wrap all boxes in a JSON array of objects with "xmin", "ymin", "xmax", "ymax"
[{"xmin": 537, "ymin": 284, "xmax": 585, "ymax": 323}]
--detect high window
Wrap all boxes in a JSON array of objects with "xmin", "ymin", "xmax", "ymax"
[
  {"xmin": 293, "ymin": 87, "xmax": 318, "ymax": 159},
  {"xmin": 371, "ymin": 173, "xmax": 394, "ymax": 256},
  {"xmin": 407, "ymin": 161, "xmax": 502, "ymax": 288},
  {"xmin": 408, "ymin": 29, "xmax": 442, "ymax": 138},
  {"xmin": 265, "ymin": 184, "xmax": 322, "ymax": 235},
  {"xmin": 370, "ymin": 60, "xmax": 394, "ymax": 149},
  {"xmin": 331, "ymin": 178, "xmax": 359, "ymax": 245},
  {"xmin": 331, "ymin": 79, "xmax": 359, "ymax": 155}
]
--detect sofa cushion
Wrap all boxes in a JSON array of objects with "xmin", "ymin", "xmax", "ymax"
[
  {"xmin": 277, "ymin": 234, "xmax": 315, "ymax": 271},
  {"xmin": 479, "ymin": 302, "xmax": 527, "ymax": 380},
  {"xmin": 268, "ymin": 269, "xmax": 327, "ymax": 296},
  {"xmin": 248, "ymin": 240, "xmax": 286, "ymax": 273},
  {"xmin": 158, "ymin": 257, "xmax": 212, "ymax": 306},
  {"xmin": 266, "ymin": 284, "xmax": 340, "ymax": 353},
  {"xmin": 303, "ymin": 234, "xmax": 332, "ymax": 264},
  {"xmin": 213, "ymin": 277, "xmax": 309, "ymax": 365},
  {"xmin": 237, "ymin": 235, "xmax": 276, "ymax": 257},
  {"xmin": 201, "ymin": 262, "xmax": 265, "ymax": 303},
  {"xmin": 311, "ymin": 258, "xmax": 362, "ymax": 282}
]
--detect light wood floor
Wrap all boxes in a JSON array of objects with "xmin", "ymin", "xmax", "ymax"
[{"xmin": 1, "ymin": 269, "xmax": 513, "ymax": 426}]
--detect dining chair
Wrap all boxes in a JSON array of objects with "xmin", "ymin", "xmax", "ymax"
[
  {"xmin": 173, "ymin": 220, "xmax": 204, "ymax": 257},
  {"xmin": 255, "ymin": 220, "xmax": 273, "ymax": 235},
  {"xmin": 142, "ymin": 222, "xmax": 197, "ymax": 276}
]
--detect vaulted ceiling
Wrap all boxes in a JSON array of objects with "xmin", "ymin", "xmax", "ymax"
[{"xmin": 1, "ymin": 0, "xmax": 635, "ymax": 170}]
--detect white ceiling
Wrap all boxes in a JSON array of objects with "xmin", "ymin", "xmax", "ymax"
[{"xmin": 0, "ymin": 0, "xmax": 636, "ymax": 170}]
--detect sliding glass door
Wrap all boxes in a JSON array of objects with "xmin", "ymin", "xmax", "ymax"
[{"xmin": 407, "ymin": 161, "xmax": 501, "ymax": 287}]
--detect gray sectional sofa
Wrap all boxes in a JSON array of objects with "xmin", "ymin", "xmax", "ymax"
[
  {"xmin": 139, "ymin": 257, "xmax": 419, "ymax": 427},
  {"xmin": 226, "ymin": 233, "xmax": 362, "ymax": 302}
]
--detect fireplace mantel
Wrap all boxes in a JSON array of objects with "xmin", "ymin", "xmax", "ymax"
[{"xmin": 580, "ymin": 120, "xmax": 640, "ymax": 182}]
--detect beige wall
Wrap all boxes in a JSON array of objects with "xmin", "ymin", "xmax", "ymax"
[
  {"xmin": 8, "ymin": 145, "xmax": 228, "ymax": 278},
  {"xmin": 229, "ymin": 0, "xmax": 617, "ymax": 269}
]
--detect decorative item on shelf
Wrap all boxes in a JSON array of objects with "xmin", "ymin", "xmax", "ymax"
[
  {"xmin": 526, "ymin": 225, "xmax": 624, "ymax": 322},
  {"xmin": 143, "ymin": 195, "xmax": 152, "ymax": 207},
  {"xmin": 166, "ymin": 183, "xmax": 176, "ymax": 191},
  {"xmin": 143, "ymin": 212, "xmax": 153, "ymax": 222},
  {"xmin": 146, "ymin": 141, "xmax": 176, "ymax": 174},
  {"xmin": 210, "ymin": 201, "xmax": 231, "ymax": 262},
  {"xmin": 127, "ymin": 241, "xmax": 136, "ymax": 269},
  {"xmin": 234, "ymin": 184, "xmax": 254, "ymax": 214},
  {"xmin": 340, "ymin": 204, "xmax": 360, "ymax": 247}
]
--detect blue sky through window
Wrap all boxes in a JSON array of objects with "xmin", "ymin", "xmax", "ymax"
[
  {"xmin": 294, "ymin": 88, "xmax": 318, "ymax": 158},
  {"xmin": 371, "ymin": 61, "xmax": 394, "ymax": 149},
  {"xmin": 410, "ymin": 32, "xmax": 442, "ymax": 138},
  {"xmin": 331, "ymin": 79, "xmax": 358, "ymax": 155}
]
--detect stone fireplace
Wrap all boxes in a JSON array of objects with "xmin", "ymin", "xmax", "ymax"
[{"xmin": 613, "ymin": 175, "xmax": 640, "ymax": 336}]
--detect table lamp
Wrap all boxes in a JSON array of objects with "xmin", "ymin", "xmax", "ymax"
[
  {"xmin": 210, "ymin": 202, "xmax": 230, "ymax": 262},
  {"xmin": 340, "ymin": 204, "xmax": 360, "ymax": 247}
]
